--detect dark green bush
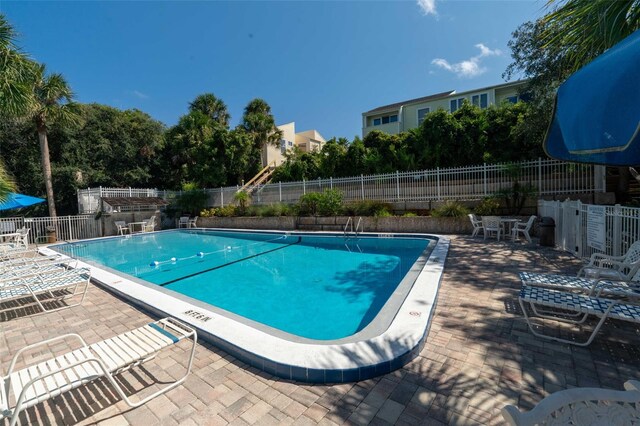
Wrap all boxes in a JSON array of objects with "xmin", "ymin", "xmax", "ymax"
[
  {"xmin": 298, "ymin": 189, "xmax": 343, "ymax": 216},
  {"xmin": 343, "ymin": 200, "xmax": 393, "ymax": 216},
  {"xmin": 475, "ymin": 197, "xmax": 501, "ymax": 215},
  {"xmin": 431, "ymin": 201, "xmax": 470, "ymax": 218}
]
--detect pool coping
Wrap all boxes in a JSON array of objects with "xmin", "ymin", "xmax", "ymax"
[{"xmin": 42, "ymin": 229, "xmax": 449, "ymax": 383}]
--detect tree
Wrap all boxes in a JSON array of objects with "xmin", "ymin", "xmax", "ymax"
[
  {"xmin": 189, "ymin": 93, "xmax": 230, "ymax": 128},
  {"xmin": 0, "ymin": 161, "xmax": 15, "ymax": 202},
  {"xmin": 239, "ymin": 99, "xmax": 283, "ymax": 175},
  {"xmin": 505, "ymin": 0, "xmax": 640, "ymax": 200},
  {"xmin": 0, "ymin": 14, "xmax": 36, "ymax": 117},
  {"xmin": 27, "ymin": 65, "xmax": 79, "ymax": 217}
]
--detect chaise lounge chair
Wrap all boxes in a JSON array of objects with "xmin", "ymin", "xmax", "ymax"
[
  {"xmin": 518, "ymin": 284, "xmax": 640, "ymax": 346},
  {"xmin": 519, "ymin": 271, "xmax": 640, "ymax": 300},
  {"xmin": 0, "ymin": 317, "xmax": 197, "ymax": 426},
  {"xmin": 502, "ymin": 379, "xmax": 640, "ymax": 425},
  {"xmin": 0, "ymin": 267, "xmax": 91, "ymax": 315}
]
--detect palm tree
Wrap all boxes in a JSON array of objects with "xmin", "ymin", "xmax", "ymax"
[
  {"xmin": 542, "ymin": 0, "xmax": 640, "ymax": 71},
  {"xmin": 0, "ymin": 14, "xmax": 36, "ymax": 118},
  {"xmin": 0, "ymin": 161, "xmax": 15, "ymax": 203},
  {"xmin": 189, "ymin": 93, "xmax": 230, "ymax": 128},
  {"xmin": 240, "ymin": 98, "xmax": 283, "ymax": 177},
  {"xmin": 29, "ymin": 64, "xmax": 79, "ymax": 217}
]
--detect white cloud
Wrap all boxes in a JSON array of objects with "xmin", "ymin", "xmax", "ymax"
[
  {"xmin": 417, "ymin": 0, "xmax": 437, "ymax": 16},
  {"xmin": 431, "ymin": 43, "xmax": 502, "ymax": 78},
  {"xmin": 132, "ymin": 90, "xmax": 149, "ymax": 100}
]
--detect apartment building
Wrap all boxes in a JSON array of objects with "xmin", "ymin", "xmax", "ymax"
[
  {"xmin": 362, "ymin": 80, "xmax": 528, "ymax": 137},
  {"xmin": 261, "ymin": 122, "xmax": 326, "ymax": 167}
]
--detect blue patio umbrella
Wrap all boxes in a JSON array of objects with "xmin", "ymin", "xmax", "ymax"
[
  {"xmin": 0, "ymin": 192, "xmax": 45, "ymax": 211},
  {"xmin": 544, "ymin": 29, "xmax": 640, "ymax": 166}
]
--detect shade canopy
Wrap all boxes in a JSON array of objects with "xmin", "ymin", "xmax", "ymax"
[
  {"xmin": 544, "ymin": 29, "xmax": 640, "ymax": 166},
  {"xmin": 0, "ymin": 192, "xmax": 45, "ymax": 211}
]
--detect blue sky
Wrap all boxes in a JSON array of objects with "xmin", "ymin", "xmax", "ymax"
[{"xmin": 1, "ymin": 1, "xmax": 544, "ymax": 140}]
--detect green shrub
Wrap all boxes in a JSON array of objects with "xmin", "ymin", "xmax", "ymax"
[
  {"xmin": 317, "ymin": 189, "xmax": 343, "ymax": 216},
  {"xmin": 234, "ymin": 191, "xmax": 250, "ymax": 215},
  {"xmin": 298, "ymin": 189, "xmax": 343, "ymax": 216},
  {"xmin": 374, "ymin": 209, "xmax": 393, "ymax": 218},
  {"xmin": 344, "ymin": 200, "xmax": 393, "ymax": 216},
  {"xmin": 431, "ymin": 201, "xmax": 470, "ymax": 218},
  {"xmin": 175, "ymin": 185, "xmax": 208, "ymax": 216},
  {"xmin": 200, "ymin": 207, "xmax": 217, "ymax": 218},
  {"xmin": 298, "ymin": 192, "xmax": 323, "ymax": 216},
  {"xmin": 215, "ymin": 205, "xmax": 237, "ymax": 217},
  {"xmin": 475, "ymin": 197, "xmax": 501, "ymax": 215},
  {"xmin": 403, "ymin": 212, "xmax": 418, "ymax": 217}
]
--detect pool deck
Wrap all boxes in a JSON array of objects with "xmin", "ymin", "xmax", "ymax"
[{"xmin": 2, "ymin": 235, "xmax": 640, "ymax": 425}]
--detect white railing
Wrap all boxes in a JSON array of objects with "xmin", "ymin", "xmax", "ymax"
[
  {"xmin": 22, "ymin": 215, "xmax": 102, "ymax": 244},
  {"xmin": 538, "ymin": 199, "xmax": 640, "ymax": 259},
  {"xmin": 78, "ymin": 159, "xmax": 606, "ymax": 213}
]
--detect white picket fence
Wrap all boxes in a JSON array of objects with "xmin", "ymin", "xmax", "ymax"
[
  {"xmin": 538, "ymin": 199, "xmax": 640, "ymax": 259},
  {"xmin": 78, "ymin": 158, "xmax": 606, "ymax": 213},
  {"xmin": 0, "ymin": 215, "xmax": 102, "ymax": 244}
]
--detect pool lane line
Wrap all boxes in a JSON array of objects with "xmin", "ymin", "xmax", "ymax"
[{"xmin": 157, "ymin": 236, "xmax": 302, "ymax": 287}]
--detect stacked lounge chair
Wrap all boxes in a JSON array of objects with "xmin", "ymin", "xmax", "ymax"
[{"xmin": 0, "ymin": 317, "xmax": 197, "ymax": 426}]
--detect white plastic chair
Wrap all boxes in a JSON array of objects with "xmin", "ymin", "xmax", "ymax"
[
  {"xmin": 0, "ymin": 317, "xmax": 197, "ymax": 426},
  {"xmin": 502, "ymin": 380, "xmax": 640, "ymax": 425},
  {"xmin": 188, "ymin": 216, "xmax": 198, "ymax": 228},
  {"xmin": 511, "ymin": 215, "xmax": 536, "ymax": 243},
  {"xmin": 177, "ymin": 216, "xmax": 189, "ymax": 228},
  {"xmin": 468, "ymin": 213, "xmax": 483, "ymax": 237},
  {"xmin": 578, "ymin": 240, "xmax": 640, "ymax": 280},
  {"xmin": 143, "ymin": 217, "xmax": 156, "ymax": 233},
  {"xmin": 482, "ymin": 216, "xmax": 502, "ymax": 241},
  {"xmin": 114, "ymin": 221, "xmax": 129, "ymax": 235}
]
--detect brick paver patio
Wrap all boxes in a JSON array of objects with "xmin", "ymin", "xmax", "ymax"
[{"xmin": 2, "ymin": 236, "xmax": 640, "ymax": 425}]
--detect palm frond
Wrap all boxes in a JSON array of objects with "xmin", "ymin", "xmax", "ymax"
[{"xmin": 0, "ymin": 160, "xmax": 16, "ymax": 202}]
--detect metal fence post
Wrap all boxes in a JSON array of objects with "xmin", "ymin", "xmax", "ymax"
[
  {"xmin": 361, "ymin": 175, "xmax": 365, "ymax": 200},
  {"xmin": 396, "ymin": 171, "xmax": 400, "ymax": 201},
  {"xmin": 613, "ymin": 204, "xmax": 622, "ymax": 256},
  {"xmin": 303, "ymin": 179, "xmax": 306, "ymax": 195},
  {"xmin": 483, "ymin": 164, "xmax": 487, "ymax": 196},
  {"xmin": 330, "ymin": 177, "xmax": 333, "ymax": 190},
  {"xmin": 279, "ymin": 182, "xmax": 282, "ymax": 202},
  {"xmin": 436, "ymin": 167, "xmax": 441, "ymax": 201},
  {"xmin": 220, "ymin": 188, "xmax": 224, "ymax": 207},
  {"xmin": 538, "ymin": 157, "xmax": 543, "ymax": 193}
]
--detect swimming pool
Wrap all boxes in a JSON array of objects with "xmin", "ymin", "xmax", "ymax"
[{"xmin": 48, "ymin": 229, "xmax": 448, "ymax": 382}]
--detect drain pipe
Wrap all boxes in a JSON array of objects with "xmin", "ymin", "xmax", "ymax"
[{"xmin": 398, "ymin": 105, "xmax": 404, "ymax": 133}]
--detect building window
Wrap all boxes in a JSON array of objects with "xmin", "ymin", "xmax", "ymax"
[
  {"xmin": 450, "ymin": 98, "xmax": 465, "ymax": 112},
  {"xmin": 506, "ymin": 95, "xmax": 518, "ymax": 104},
  {"xmin": 372, "ymin": 114, "xmax": 398, "ymax": 126},
  {"xmin": 288, "ymin": 141, "xmax": 293, "ymax": 147},
  {"xmin": 417, "ymin": 108, "xmax": 430, "ymax": 124},
  {"xmin": 471, "ymin": 93, "xmax": 488, "ymax": 109},
  {"xmin": 280, "ymin": 139, "xmax": 286, "ymax": 154}
]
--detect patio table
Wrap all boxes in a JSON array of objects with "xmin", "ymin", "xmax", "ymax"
[
  {"xmin": 500, "ymin": 218, "xmax": 520, "ymax": 236},
  {"xmin": 127, "ymin": 222, "xmax": 147, "ymax": 234},
  {"xmin": 0, "ymin": 232, "xmax": 20, "ymax": 243}
]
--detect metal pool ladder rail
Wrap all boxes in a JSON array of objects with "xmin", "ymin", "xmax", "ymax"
[{"xmin": 344, "ymin": 217, "xmax": 363, "ymax": 239}]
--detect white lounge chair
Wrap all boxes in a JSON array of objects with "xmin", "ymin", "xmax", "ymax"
[
  {"xmin": 511, "ymin": 215, "xmax": 536, "ymax": 243},
  {"xmin": 114, "ymin": 221, "xmax": 129, "ymax": 235},
  {"xmin": 519, "ymin": 271, "xmax": 640, "ymax": 300},
  {"xmin": 188, "ymin": 216, "xmax": 198, "ymax": 228},
  {"xmin": 482, "ymin": 216, "xmax": 502, "ymax": 241},
  {"xmin": 0, "ymin": 257, "xmax": 77, "ymax": 281},
  {"xmin": 502, "ymin": 380, "xmax": 640, "ymax": 425},
  {"xmin": 0, "ymin": 317, "xmax": 197, "ymax": 426},
  {"xmin": 0, "ymin": 268, "xmax": 90, "ymax": 315},
  {"xmin": 519, "ymin": 284, "xmax": 640, "ymax": 346},
  {"xmin": 578, "ymin": 240, "xmax": 640, "ymax": 280},
  {"xmin": 468, "ymin": 213, "xmax": 483, "ymax": 237}
]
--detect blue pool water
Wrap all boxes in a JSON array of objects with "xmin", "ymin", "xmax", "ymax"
[{"xmin": 57, "ymin": 230, "xmax": 432, "ymax": 340}]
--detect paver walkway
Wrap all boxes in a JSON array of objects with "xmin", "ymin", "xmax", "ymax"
[{"xmin": 2, "ymin": 236, "xmax": 640, "ymax": 425}]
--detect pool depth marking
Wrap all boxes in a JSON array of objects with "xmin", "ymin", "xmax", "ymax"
[{"xmin": 158, "ymin": 236, "xmax": 302, "ymax": 287}]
